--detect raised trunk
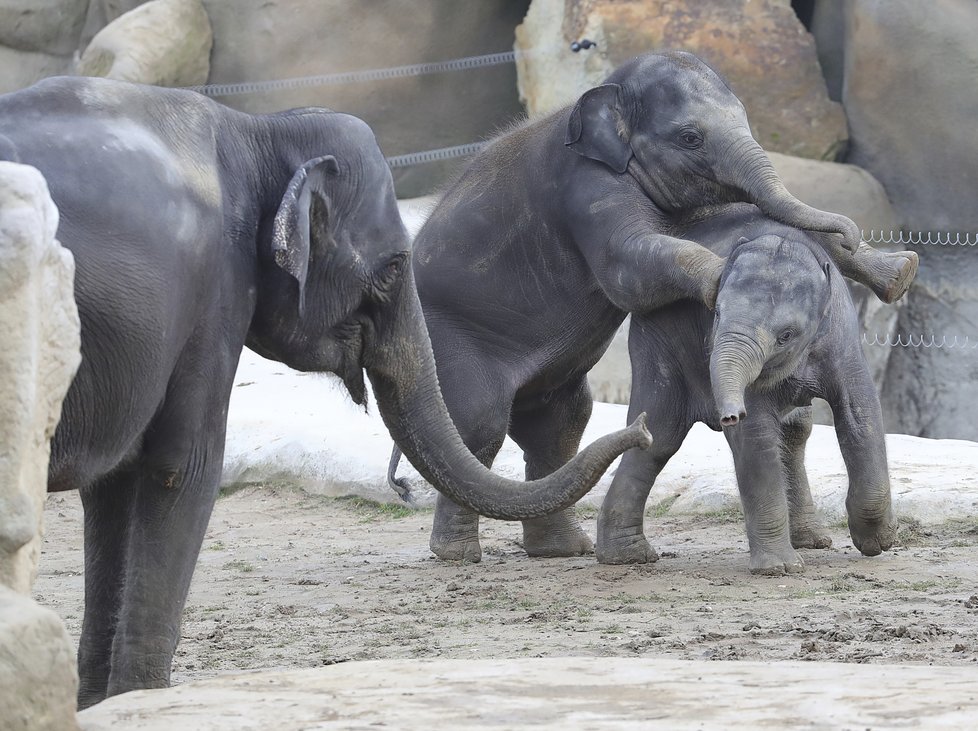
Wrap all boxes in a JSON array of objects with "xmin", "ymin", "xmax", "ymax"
[
  {"xmin": 710, "ymin": 330, "xmax": 766, "ymax": 428},
  {"xmin": 723, "ymin": 136, "xmax": 861, "ymax": 252},
  {"xmin": 365, "ymin": 269, "xmax": 652, "ymax": 521}
]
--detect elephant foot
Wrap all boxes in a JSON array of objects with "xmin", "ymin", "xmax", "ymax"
[
  {"xmin": 848, "ymin": 509, "xmax": 898, "ymax": 557},
  {"xmin": 429, "ymin": 532, "xmax": 482, "ymax": 562},
  {"xmin": 748, "ymin": 544, "xmax": 805, "ymax": 576},
  {"xmin": 867, "ymin": 250, "xmax": 918, "ymax": 304},
  {"xmin": 429, "ymin": 509, "xmax": 482, "ymax": 562},
  {"xmin": 790, "ymin": 524, "xmax": 833, "ymax": 550},
  {"xmin": 523, "ymin": 510, "xmax": 593, "ymax": 558},
  {"xmin": 595, "ymin": 527, "xmax": 660, "ymax": 565}
]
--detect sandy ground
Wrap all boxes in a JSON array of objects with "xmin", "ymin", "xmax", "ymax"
[{"xmin": 36, "ymin": 484, "xmax": 978, "ymax": 684}]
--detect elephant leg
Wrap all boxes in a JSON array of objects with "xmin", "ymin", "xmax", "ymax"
[
  {"xmin": 596, "ymin": 390, "xmax": 690, "ymax": 565},
  {"xmin": 781, "ymin": 407, "xmax": 832, "ymax": 549},
  {"xmin": 104, "ymin": 352, "xmax": 233, "ymax": 698},
  {"xmin": 830, "ymin": 367, "xmax": 897, "ymax": 556},
  {"xmin": 726, "ymin": 411, "xmax": 804, "ymax": 576},
  {"xmin": 508, "ymin": 377, "xmax": 594, "ymax": 558},
  {"xmin": 77, "ymin": 474, "xmax": 137, "ymax": 709},
  {"xmin": 428, "ymin": 362, "xmax": 512, "ymax": 563}
]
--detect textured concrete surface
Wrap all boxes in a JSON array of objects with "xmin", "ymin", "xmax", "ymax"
[{"xmin": 77, "ymin": 657, "xmax": 978, "ymax": 730}]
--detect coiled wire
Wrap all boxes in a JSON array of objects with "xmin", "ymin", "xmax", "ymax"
[{"xmin": 862, "ymin": 230, "xmax": 978, "ymax": 246}]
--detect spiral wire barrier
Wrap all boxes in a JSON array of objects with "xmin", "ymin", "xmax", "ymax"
[{"xmin": 188, "ymin": 47, "xmax": 976, "ymax": 351}]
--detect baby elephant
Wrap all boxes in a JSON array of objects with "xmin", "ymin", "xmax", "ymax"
[{"xmin": 597, "ymin": 204, "xmax": 898, "ymax": 575}]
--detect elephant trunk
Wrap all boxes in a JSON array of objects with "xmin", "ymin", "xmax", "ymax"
[
  {"xmin": 364, "ymin": 266, "xmax": 652, "ymax": 520},
  {"xmin": 710, "ymin": 328, "xmax": 766, "ymax": 428},
  {"xmin": 722, "ymin": 135, "xmax": 861, "ymax": 252}
]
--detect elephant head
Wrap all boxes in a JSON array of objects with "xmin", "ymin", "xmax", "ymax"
[
  {"xmin": 565, "ymin": 51, "xmax": 860, "ymax": 252},
  {"xmin": 709, "ymin": 235, "xmax": 833, "ymax": 427},
  {"xmin": 246, "ymin": 113, "xmax": 651, "ymax": 519}
]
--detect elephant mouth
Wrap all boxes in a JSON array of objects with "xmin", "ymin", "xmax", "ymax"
[{"xmin": 331, "ymin": 319, "xmax": 369, "ymax": 406}]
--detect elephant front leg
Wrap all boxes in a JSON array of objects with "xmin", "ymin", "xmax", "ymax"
[
  {"xmin": 726, "ymin": 412, "xmax": 804, "ymax": 575},
  {"xmin": 781, "ymin": 407, "xmax": 833, "ymax": 549},
  {"xmin": 830, "ymin": 375, "xmax": 897, "ymax": 556}
]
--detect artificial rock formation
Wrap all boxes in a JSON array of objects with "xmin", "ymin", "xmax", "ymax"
[
  {"xmin": 515, "ymin": 0, "xmax": 848, "ymax": 160},
  {"xmin": 77, "ymin": 0, "xmax": 212, "ymax": 87},
  {"xmin": 0, "ymin": 0, "xmax": 90, "ymax": 93},
  {"xmin": 0, "ymin": 161, "xmax": 82, "ymax": 730},
  {"xmin": 808, "ymin": 0, "xmax": 978, "ymax": 439}
]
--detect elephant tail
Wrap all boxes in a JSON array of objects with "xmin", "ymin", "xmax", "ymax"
[{"xmin": 387, "ymin": 445, "xmax": 413, "ymax": 501}]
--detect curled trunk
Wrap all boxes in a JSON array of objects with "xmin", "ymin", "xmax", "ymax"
[
  {"xmin": 710, "ymin": 330, "xmax": 766, "ymax": 428},
  {"xmin": 723, "ymin": 136, "xmax": 861, "ymax": 252},
  {"xmin": 365, "ymin": 268, "xmax": 652, "ymax": 521}
]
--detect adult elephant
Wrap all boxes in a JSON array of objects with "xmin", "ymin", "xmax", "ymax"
[
  {"xmin": 390, "ymin": 51, "xmax": 915, "ymax": 563},
  {"xmin": 0, "ymin": 77, "xmax": 650, "ymax": 707}
]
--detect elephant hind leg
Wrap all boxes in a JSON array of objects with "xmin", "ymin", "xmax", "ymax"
[
  {"xmin": 508, "ymin": 377, "xmax": 595, "ymax": 558},
  {"xmin": 428, "ymin": 363, "xmax": 511, "ymax": 563},
  {"xmin": 781, "ymin": 407, "xmax": 832, "ymax": 550},
  {"xmin": 77, "ymin": 473, "xmax": 137, "ymax": 709}
]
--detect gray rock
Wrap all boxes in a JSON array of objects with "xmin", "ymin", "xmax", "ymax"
[
  {"xmin": 826, "ymin": 0, "xmax": 978, "ymax": 439},
  {"xmin": 0, "ymin": 0, "xmax": 90, "ymax": 55},
  {"xmin": 77, "ymin": 0, "xmax": 212, "ymax": 87},
  {"xmin": 0, "ymin": 42, "xmax": 72, "ymax": 95}
]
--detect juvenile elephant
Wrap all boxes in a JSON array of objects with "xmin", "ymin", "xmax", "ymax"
[
  {"xmin": 597, "ymin": 203, "xmax": 898, "ymax": 574},
  {"xmin": 391, "ymin": 51, "xmax": 914, "ymax": 563},
  {"xmin": 0, "ymin": 77, "xmax": 651, "ymax": 707}
]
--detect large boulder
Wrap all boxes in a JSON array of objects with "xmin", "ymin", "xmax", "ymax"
[
  {"xmin": 77, "ymin": 0, "xmax": 212, "ymax": 87},
  {"xmin": 515, "ymin": 0, "xmax": 848, "ymax": 160},
  {"xmin": 0, "ymin": 0, "xmax": 90, "ymax": 93},
  {"xmin": 0, "ymin": 0, "xmax": 90, "ymax": 55},
  {"xmin": 810, "ymin": 0, "xmax": 978, "ymax": 439},
  {"xmin": 199, "ymin": 0, "xmax": 530, "ymax": 197},
  {"xmin": 0, "ymin": 162, "xmax": 82, "ymax": 729}
]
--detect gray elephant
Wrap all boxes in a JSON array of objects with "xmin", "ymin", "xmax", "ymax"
[
  {"xmin": 596, "ymin": 203, "xmax": 897, "ymax": 574},
  {"xmin": 0, "ymin": 77, "xmax": 651, "ymax": 707},
  {"xmin": 390, "ymin": 51, "xmax": 914, "ymax": 563}
]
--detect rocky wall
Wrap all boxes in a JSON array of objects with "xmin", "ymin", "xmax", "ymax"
[{"xmin": 0, "ymin": 162, "xmax": 82, "ymax": 730}]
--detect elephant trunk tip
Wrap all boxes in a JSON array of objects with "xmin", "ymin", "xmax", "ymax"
[
  {"xmin": 719, "ymin": 404, "xmax": 746, "ymax": 428},
  {"xmin": 628, "ymin": 412, "xmax": 654, "ymax": 450}
]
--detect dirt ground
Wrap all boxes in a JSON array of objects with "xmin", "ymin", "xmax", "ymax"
[{"xmin": 35, "ymin": 483, "xmax": 978, "ymax": 685}]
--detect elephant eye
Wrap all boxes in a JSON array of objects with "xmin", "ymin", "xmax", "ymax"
[
  {"xmin": 678, "ymin": 128, "xmax": 704, "ymax": 149},
  {"xmin": 372, "ymin": 251, "xmax": 408, "ymax": 295},
  {"xmin": 777, "ymin": 328, "xmax": 794, "ymax": 346}
]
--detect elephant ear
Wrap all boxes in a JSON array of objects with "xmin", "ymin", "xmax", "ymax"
[
  {"xmin": 565, "ymin": 83, "xmax": 632, "ymax": 173},
  {"xmin": 270, "ymin": 155, "xmax": 340, "ymax": 317}
]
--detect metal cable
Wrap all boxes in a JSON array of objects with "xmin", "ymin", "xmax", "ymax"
[
  {"xmin": 387, "ymin": 142, "xmax": 487, "ymax": 169},
  {"xmin": 188, "ymin": 51, "xmax": 522, "ymax": 97}
]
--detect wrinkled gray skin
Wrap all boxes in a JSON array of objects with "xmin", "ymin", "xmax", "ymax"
[
  {"xmin": 597, "ymin": 203, "xmax": 898, "ymax": 575},
  {"xmin": 0, "ymin": 77, "xmax": 651, "ymax": 708},
  {"xmin": 392, "ymin": 51, "xmax": 913, "ymax": 563}
]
